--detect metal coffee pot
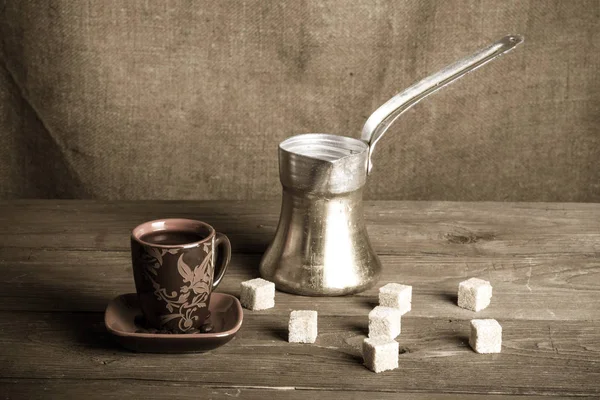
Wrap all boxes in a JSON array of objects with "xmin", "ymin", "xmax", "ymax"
[{"xmin": 260, "ymin": 35, "xmax": 523, "ymax": 296}]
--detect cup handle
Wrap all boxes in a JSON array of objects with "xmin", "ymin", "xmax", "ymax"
[{"xmin": 212, "ymin": 232, "xmax": 231, "ymax": 289}]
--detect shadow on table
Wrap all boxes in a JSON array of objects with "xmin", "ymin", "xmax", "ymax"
[
  {"xmin": 360, "ymin": 298, "xmax": 378, "ymax": 309},
  {"xmin": 344, "ymin": 322, "xmax": 368, "ymax": 337},
  {"xmin": 441, "ymin": 292, "xmax": 458, "ymax": 305},
  {"xmin": 51, "ymin": 311, "xmax": 122, "ymax": 351},
  {"xmin": 17, "ymin": 280, "xmax": 125, "ymax": 351},
  {"xmin": 270, "ymin": 327, "xmax": 288, "ymax": 341}
]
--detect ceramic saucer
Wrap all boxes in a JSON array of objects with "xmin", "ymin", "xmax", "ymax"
[{"xmin": 105, "ymin": 293, "xmax": 243, "ymax": 353}]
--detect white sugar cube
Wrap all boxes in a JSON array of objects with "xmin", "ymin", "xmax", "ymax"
[
  {"xmin": 368, "ymin": 306, "xmax": 401, "ymax": 339},
  {"xmin": 458, "ymin": 278, "xmax": 492, "ymax": 311},
  {"xmin": 379, "ymin": 283, "xmax": 412, "ymax": 314},
  {"xmin": 288, "ymin": 310, "xmax": 318, "ymax": 343},
  {"xmin": 363, "ymin": 337, "xmax": 399, "ymax": 373},
  {"xmin": 240, "ymin": 278, "xmax": 275, "ymax": 310},
  {"xmin": 470, "ymin": 319, "xmax": 502, "ymax": 353}
]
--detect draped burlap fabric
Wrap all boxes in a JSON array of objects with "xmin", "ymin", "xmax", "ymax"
[{"xmin": 1, "ymin": 0, "xmax": 599, "ymax": 200}]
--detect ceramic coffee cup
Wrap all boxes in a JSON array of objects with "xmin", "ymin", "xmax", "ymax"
[{"xmin": 131, "ymin": 219, "xmax": 231, "ymax": 333}]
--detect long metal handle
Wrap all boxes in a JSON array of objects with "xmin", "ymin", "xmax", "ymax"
[{"xmin": 361, "ymin": 34, "xmax": 524, "ymax": 174}]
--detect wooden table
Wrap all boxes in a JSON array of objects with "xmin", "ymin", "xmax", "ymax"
[{"xmin": 1, "ymin": 201, "xmax": 599, "ymax": 399}]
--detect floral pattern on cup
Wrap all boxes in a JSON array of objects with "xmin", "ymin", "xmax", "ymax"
[{"xmin": 140, "ymin": 243, "xmax": 213, "ymax": 332}]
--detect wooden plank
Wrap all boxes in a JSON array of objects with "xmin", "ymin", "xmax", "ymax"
[
  {"xmin": 0, "ymin": 379, "xmax": 582, "ymax": 400},
  {"xmin": 0, "ymin": 311, "xmax": 599, "ymax": 396},
  {"xmin": 1, "ymin": 201, "xmax": 599, "ymax": 396},
  {"xmin": 0, "ymin": 248, "xmax": 599, "ymax": 321},
  {"xmin": 0, "ymin": 201, "xmax": 600, "ymax": 256}
]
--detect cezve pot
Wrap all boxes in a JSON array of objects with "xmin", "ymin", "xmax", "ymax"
[{"xmin": 260, "ymin": 35, "xmax": 524, "ymax": 296}]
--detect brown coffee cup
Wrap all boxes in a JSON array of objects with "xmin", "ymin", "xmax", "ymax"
[{"xmin": 131, "ymin": 219, "xmax": 231, "ymax": 333}]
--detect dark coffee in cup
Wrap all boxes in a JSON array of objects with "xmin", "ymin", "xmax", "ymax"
[
  {"xmin": 140, "ymin": 230, "xmax": 206, "ymax": 246},
  {"xmin": 131, "ymin": 219, "xmax": 231, "ymax": 333}
]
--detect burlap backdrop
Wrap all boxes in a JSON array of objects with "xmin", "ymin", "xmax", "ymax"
[{"xmin": 0, "ymin": 0, "xmax": 599, "ymax": 200}]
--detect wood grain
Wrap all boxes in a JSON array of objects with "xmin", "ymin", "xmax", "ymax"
[
  {"xmin": 1, "ymin": 201, "xmax": 599, "ymax": 255},
  {"xmin": 1, "ymin": 250, "xmax": 599, "ymax": 321},
  {"xmin": 0, "ymin": 380, "xmax": 579, "ymax": 400},
  {"xmin": 0, "ymin": 201, "xmax": 599, "ymax": 397},
  {"xmin": 1, "ymin": 312, "xmax": 599, "ymax": 396}
]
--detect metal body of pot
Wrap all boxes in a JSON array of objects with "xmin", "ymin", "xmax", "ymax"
[
  {"xmin": 260, "ymin": 35, "xmax": 524, "ymax": 296},
  {"xmin": 260, "ymin": 134, "xmax": 380, "ymax": 296}
]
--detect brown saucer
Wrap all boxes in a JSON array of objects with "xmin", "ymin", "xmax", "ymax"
[{"xmin": 105, "ymin": 293, "xmax": 243, "ymax": 353}]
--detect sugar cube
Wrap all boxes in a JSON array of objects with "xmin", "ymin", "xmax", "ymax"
[
  {"xmin": 458, "ymin": 277, "xmax": 492, "ymax": 312},
  {"xmin": 379, "ymin": 283, "xmax": 412, "ymax": 314},
  {"xmin": 470, "ymin": 319, "xmax": 502, "ymax": 353},
  {"xmin": 240, "ymin": 278, "xmax": 275, "ymax": 310},
  {"xmin": 288, "ymin": 310, "xmax": 318, "ymax": 343},
  {"xmin": 368, "ymin": 306, "xmax": 402, "ymax": 339},
  {"xmin": 363, "ymin": 337, "xmax": 399, "ymax": 373}
]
